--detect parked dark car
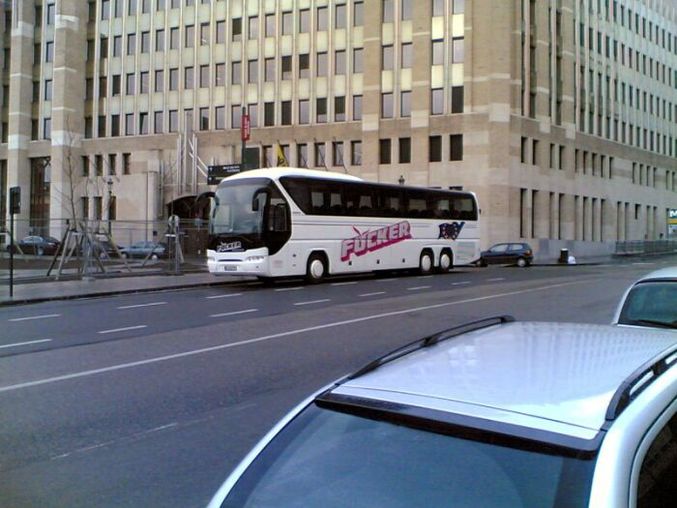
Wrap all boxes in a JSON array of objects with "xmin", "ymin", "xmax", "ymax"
[
  {"xmin": 477, "ymin": 242, "xmax": 533, "ymax": 267},
  {"xmin": 92, "ymin": 239, "xmax": 124, "ymax": 259},
  {"xmin": 8, "ymin": 235, "xmax": 61, "ymax": 256},
  {"xmin": 119, "ymin": 241, "xmax": 167, "ymax": 260}
]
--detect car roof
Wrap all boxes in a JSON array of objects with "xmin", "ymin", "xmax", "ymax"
[
  {"xmin": 330, "ymin": 321, "xmax": 677, "ymax": 442},
  {"xmin": 633, "ymin": 266, "xmax": 677, "ymax": 282}
]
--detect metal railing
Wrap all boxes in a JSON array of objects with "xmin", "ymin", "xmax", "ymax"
[{"xmin": 615, "ymin": 240, "xmax": 677, "ymax": 256}]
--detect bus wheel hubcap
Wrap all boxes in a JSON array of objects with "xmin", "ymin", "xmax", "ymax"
[{"xmin": 310, "ymin": 260, "xmax": 324, "ymax": 278}]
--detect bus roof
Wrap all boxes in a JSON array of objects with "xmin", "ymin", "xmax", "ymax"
[{"xmin": 220, "ymin": 167, "xmax": 363, "ymax": 184}]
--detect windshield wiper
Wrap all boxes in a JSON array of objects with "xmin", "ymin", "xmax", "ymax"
[{"xmin": 623, "ymin": 319, "xmax": 677, "ymax": 330}]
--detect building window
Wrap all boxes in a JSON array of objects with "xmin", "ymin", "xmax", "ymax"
[
  {"xmin": 139, "ymin": 112, "xmax": 148, "ymax": 134},
  {"xmin": 43, "ymin": 118, "xmax": 52, "ymax": 140},
  {"xmin": 335, "ymin": 50, "xmax": 346, "ymax": 74},
  {"xmin": 282, "ymin": 11, "xmax": 293, "ymax": 35},
  {"xmin": 126, "ymin": 34, "xmax": 135, "ymax": 55},
  {"xmin": 453, "ymin": 0, "xmax": 465, "ymax": 13},
  {"xmin": 170, "ymin": 27, "xmax": 179, "ymax": 49},
  {"xmin": 265, "ymin": 13, "xmax": 275, "ymax": 37},
  {"xmin": 232, "ymin": 18, "xmax": 242, "ymax": 41},
  {"xmin": 184, "ymin": 66, "xmax": 194, "ymax": 89},
  {"xmin": 46, "ymin": 41, "xmax": 54, "ymax": 62},
  {"xmin": 169, "ymin": 68, "xmax": 178, "ymax": 90},
  {"xmin": 215, "ymin": 63, "xmax": 225, "ymax": 86},
  {"xmin": 314, "ymin": 142, "xmax": 327, "ymax": 168},
  {"xmin": 231, "ymin": 62, "xmax": 241, "ymax": 84},
  {"xmin": 400, "ymin": 91, "xmax": 411, "ymax": 117},
  {"xmin": 297, "ymin": 144, "xmax": 309, "ymax": 167},
  {"xmin": 317, "ymin": 98, "xmax": 327, "ymax": 123},
  {"xmin": 231, "ymin": 106, "xmax": 241, "ymax": 128},
  {"xmin": 169, "ymin": 110, "xmax": 178, "ymax": 132},
  {"xmin": 382, "ymin": 45, "xmax": 394, "ymax": 70},
  {"xmin": 353, "ymin": 2, "xmax": 364, "ymax": 26},
  {"xmin": 353, "ymin": 95, "xmax": 363, "ymax": 120},
  {"xmin": 200, "ymin": 65, "xmax": 210, "ymax": 87},
  {"xmin": 401, "ymin": 43, "xmax": 412, "ymax": 68},
  {"xmin": 214, "ymin": 106, "xmax": 225, "ymax": 130},
  {"xmin": 333, "ymin": 141, "xmax": 344, "ymax": 166},
  {"xmin": 299, "ymin": 100, "xmax": 310, "ymax": 124},
  {"xmin": 450, "ymin": 134, "xmax": 463, "ymax": 161},
  {"xmin": 451, "ymin": 86, "xmax": 464, "ymax": 113},
  {"xmin": 432, "ymin": 39, "xmax": 444, "ymax": 65},
  {"xmin": 381, "ymin": 93, "xmax": 393, "ymax": 118},
  {"xmin": 154, "ymin": 70, "xmax": 164, "ymax": 92},
  {"xmin": 429, "ymin": 136, "xmax": 442, "ymax": 162},
  {"xmin": 44, "ymin": 80, "xmax": 53, "ymax": 101},
  {"xmin": 99, "ymin": 76, "xmax": 108, "ymax": 96},
  {"xmin": 141, "ymin": 31, "xmax": 150, "ymax": 53},
  {"xmin": 299, "ymin": 54, "xmax": 310, "ymax": 78},
  {"xmin": 317, "ymin": 6, "xmax": 328, "ymax": 30},
  {"xmin": 265, "ymin": 58, "xmax": 275, "ymax": 81},
  {"xmin": 281, "ymin": 101, "xmax": 292, "ymax": 125},
  {"xmin": 335, "ymin": 4, "xmax": 346, "ymax": 28},
  {"xmin": 112, "ymin": 75, "xmax": 121, "ymax": 96},
  {"xmin": 200, "ymin": 23, "xmax": 209, "ymax": 45},
  {"xmin": 317, "ymin": 52, "xmax": 328, "ymax": 76},
  {"xmin": 353, "ymin": 48, "xmax": 363, "ymax": 73},
  {"xmin": 185, "ymin": 25, "xmax": 194, "ymax": 47},
  {"xmin": 431, "ymin": 88, "xmax": 444, "ymax": 114},
  {"xmin": 154, "ymin": 111, "xmax": 164, "ymax": 134},
  {"xmin": 282, "ymin": 56, "xmax": 292, "ymax": 79},
  {"xmin": 351, "ymin": 140, "xmax": 362, "ymax": 166},
  {"xmin": 113, "ymin": 36, "xmax": 122, "ymax": 57},
  {"xmin": 248, "ymin": 104, "xmax": 258, "ymax": 127},
  {"xmin": 199, "ymin": 108, "xmax": 209, "ymax": 130},
  {"xmin": 125, "ymin": 114, "xmax": 134, "ymax": 135},
  {"xmin": 248, "ymin": 16, "xmax": 258, "ymax": 40},
  {"xmin": 401, "ymin": 0, "xmax": 412, "ymax": 20},
  {"xmin": 247, "ymin": 60, "xmax": 258, "ymax": 83},
  {"xmin": 215, "ymin": 20, "xmax": 225, "ymax": 43},
  {"xmin": 264, "ymin": 102, "xmax": 275, "ymax": 126},
  {"xmin": 433, "ymin": 0, "xmax": 444, "ymax": 16},
  {"xmin": 335, "ymin": 96, "xmax": 346, "ymax": 121},
  {"xmin": 379, "ymin": 139, "xmax": 391, "ymax": 164},
  {"xmin": 382, "ymin": 0, "xmax": 394, "ymax": 22},
  {"xmin": 452, "ymin": 37, "xmax": 464, "ymax": 63},
  {"xmin": 399, "ymin": 137, "xmax": 411, "ymax": 163}
]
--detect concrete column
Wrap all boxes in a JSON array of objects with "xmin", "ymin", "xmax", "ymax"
[
  {"xmin": 616, "ymin": 201, "xmax": 625, "ymax": 241},
  {"xmin": 6, "ymin": 1, "xmax": 35, "ymax": 237},
  {"xmin": 521, "ymin": 188, "xmax": 532, "ymax": 239},
  {"xmin": 575, "ymin": 195, "xmax": 583, "ymax": 240},
  {"xmin": 602, "ymin": 199, "xmax": 614, "ymax": 242},
  {"xmin": 550, "ymin": 191, "xmax": 559, "ymax": 239},
  {"xmin": 49, "ymin": 0, "xmax": 88, "ymax": 237},
  {"xmin": 583, "ymin": 197, "xmax": 592, "ymax": 241},
  {"xmin": 592, "ymin": 198, "xmax": 601, "ymax": 241}
]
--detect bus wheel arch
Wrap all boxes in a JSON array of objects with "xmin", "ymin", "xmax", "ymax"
[
  {"xmin": 306, "ymin": 251, "xmax": 328, "ymax": 283},
  {"xmin": 419, "ymin": 249, "xmax": 434, "ymax": 275},
  {"xmin": 438, "ymin": 249, "xmax": 453, "ymax": 273}
]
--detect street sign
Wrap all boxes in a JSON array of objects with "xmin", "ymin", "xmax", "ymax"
[
  {"xmin": 669, "ymin": 208, "xmax": 677, "ymax": 225},
  {"xmin": 208, "ymin": 164, "xmax": 241, "ymax": 185}
]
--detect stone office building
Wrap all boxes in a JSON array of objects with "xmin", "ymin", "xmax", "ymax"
[{"xmin": 0, "ymin": 0, "xmax": 675, "ymax": 257}]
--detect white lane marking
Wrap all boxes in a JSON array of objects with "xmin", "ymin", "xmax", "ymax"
[
  {"xmin": 376, "ymin": 278, "xmax": 397, "ymax": 282},
  {"xmin": 9, "ymin": 314, "xmax": 61, "ymax": 322},
  {"xmin": 487, "ymin": 278, "xmax": 505, "ymax": 282},
  {"xmin": 274, "ymin": 287, "xmax": 304, "ymax": 292},
  {"xmin": 359, "ymin": 292, "xmax": 386, "ymax": 297},
  {"xmin": 331, "ymin": 281, "xmax": 358, "ymax": 286},
  {"xmin": 408, "ymin": 286, "xmax": 431, "ymax": 291},
  {"xmin": 97, "ymin": 325, "xmax": 147, "ymax": 335},
  {"xmin": 206, "ymin": 293, "xmax": 243, "ymax": 300},
  {"xmin": 417, "ymin": 276, "xmax": 434, "ymax": 279},
  {"xmin": 210, "ymin": 309, "xmax": 259, "ymax": 318},
  {"xmin": 0, "ymin": 339, "xmax": 52, "ymax": 349},
  {"xmin": 451, "ymin": 281, "xmax": 471, "ymax": 286},
  {"xmin": 117, "ymin": 302, "xmax": 167, "ymax": 310},
  {"xmin": 0, "ymin": 279, "xmax": 590, "ymax": 393},
  {"xmin": 632, "ymin": 262, "xmax": 653, "ymax": 266},
  {"xmin": 294, "ymin": 299, "xmax": 331, "ymax": 306}
]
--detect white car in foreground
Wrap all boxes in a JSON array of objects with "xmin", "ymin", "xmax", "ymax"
[{"xmin": 612, "ymin": 266, "xmax": 677, "ymax": 330}]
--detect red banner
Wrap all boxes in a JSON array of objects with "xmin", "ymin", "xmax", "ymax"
[{"xmin": 241, "ymin": 114, "xmax": 250, "ymax": 141}]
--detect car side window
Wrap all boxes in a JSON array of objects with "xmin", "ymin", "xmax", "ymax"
[
  {"xmin": 636, "ymin": 412, "xmax": 677, "ymax": 507},
  {"xmin": 490, "ymin": 244, "xmax": 508, "ymax": 253},
  {"xmin": 508, "ymin": 244, "xmax": 522, "ymax": 251}
]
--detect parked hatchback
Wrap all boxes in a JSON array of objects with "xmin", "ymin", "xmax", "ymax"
[
  {"xmin": 612, "ymin": 266, "xmax": 677, "ymax": 330},
  {"xmin": 478, "ymin": 242, "xmax": 533, "ymax": 267},
  {"xmin": 8, "ymin": 235, "xmax": 61, "ymax": 256},
  {"xmin": 119, "ymin": 241, "xmax": 167, "ymax": 260},
  {"xmin": 208, "ymin": 317, "xmax": 677, "ymax": 508}
]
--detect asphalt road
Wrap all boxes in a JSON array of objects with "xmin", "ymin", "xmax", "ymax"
[{"xmin": 0, "ymin": 260, "xmax": 673, "ymax": 507}]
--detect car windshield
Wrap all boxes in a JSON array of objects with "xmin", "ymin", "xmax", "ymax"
[
  {"xmin": 617, "ymin": 281, "xmax": 677, "ymax": 329},
  {"xmin": 223, "ymin": 404, "xmax": 595, "ymax": 508}
]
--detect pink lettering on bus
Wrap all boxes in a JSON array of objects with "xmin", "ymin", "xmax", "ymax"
[{"xmin": 341, "ymin": 221, "xmax": 412, "ymax": 262}]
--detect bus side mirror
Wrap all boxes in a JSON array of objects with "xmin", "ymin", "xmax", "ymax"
[{"xmin": 252, "ymin": 188, "xmax": 269, "ymax": 212}]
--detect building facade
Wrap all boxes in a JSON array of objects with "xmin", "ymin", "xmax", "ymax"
[{"xmin": 0, "ymin": 0, "xmax": 675, "ymax": 257}]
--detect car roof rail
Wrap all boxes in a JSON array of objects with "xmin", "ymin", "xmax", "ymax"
[
  {"xmin": 604, "ymin": 344, "xmax": 677, "ymax": 424},
  {"xmin": 345, "ymin": 315, "xmax": 515, "ymax": 381}
]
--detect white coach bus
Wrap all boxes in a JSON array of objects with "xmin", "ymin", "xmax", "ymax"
[{"xmin": 207, "ymin": 168, "xmax": 480, "ymax": 282}]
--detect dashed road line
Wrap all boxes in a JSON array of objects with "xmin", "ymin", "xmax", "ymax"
[
  {"xmin": 275, "ymin": 287, "xmax": 304, "ymax": 292},
  {"xmin": 210, "ymin": 309, "xmax": 259, "ymax": 318},
  {"xmin": 0, "ymin": 339, "xmax": 52, "ymax": 349},
  {"xmin": 359, "ymin": 292, "xmax": 386, "ymax": 297},
  {"xmin": 376, "ymin": 278, "xmax": 397, "ymax": 282},
  {"xmin": 9, "ymin": 314, "xmax": 61, "ymax": 322},
  {"xmin": 98, "ymin": 325, "xmax": 147, "ymax": 335},
  {"xmin": 451, "ymin": 281, "xmax": 471, "ymax": 286},
  {"xmin": 205, "ymin": 293, "xmax": 243, "ymax": 299},
  {"xmin": 487, "ymin": 278, "xmax": 505, "ymax": 282},
  {"xmin": 407, "ymin": 286, "xmax": 431, "ymax": 291},
  {"xmin": 331, "ymin": 281, "xmax": 359, "ymax": 286},
  {"xmin": 117, "ymin": 302, "xmax": 167, "ymax": 310},
  {"xmin": 294, "ymin": 299, "xmax": 331, "ymax": 306}
]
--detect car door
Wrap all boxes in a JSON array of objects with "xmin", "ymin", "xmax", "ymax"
[{"xmin": 488, "ymin": 244, "xmax": 508, "ymax": 264}]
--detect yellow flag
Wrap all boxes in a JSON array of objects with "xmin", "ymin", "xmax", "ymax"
[{"xmin": 276, "ymin": 144, "xmax": 288, "ymax": 167}]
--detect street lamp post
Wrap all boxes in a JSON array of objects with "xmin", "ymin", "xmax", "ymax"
[{"xmin": 106, "ymin": 177, "xmax": 113, "ymax": 235}]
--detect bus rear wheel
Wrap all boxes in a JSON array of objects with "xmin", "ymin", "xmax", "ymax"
[
  {"xmin": 306, "ymin": 253, "xmax": 327, "ymax": 283},
  {"xmin": 438, "ymin": 250, "xmax": 453, "ymax": 273},
  {"xmin": 419, "ymin": 251, "xmax": 434, "ymax": 275}
]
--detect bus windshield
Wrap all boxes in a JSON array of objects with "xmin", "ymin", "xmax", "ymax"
[{"xmin": 211, "ymin": 181, "xmax": 269, "ymax": 236}]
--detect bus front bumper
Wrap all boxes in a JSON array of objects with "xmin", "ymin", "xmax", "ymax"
[{"xmin": 207, "ymin": 252, "xmax": 269, "ymax": 276}]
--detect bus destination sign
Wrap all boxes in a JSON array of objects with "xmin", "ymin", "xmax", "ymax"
[{"xmin": 208, "ymin": 164, "xmax": 241, "ymax": 185}]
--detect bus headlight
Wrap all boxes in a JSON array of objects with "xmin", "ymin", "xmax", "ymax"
[{"xmin": 246, "ymin": 255, "xmax": 265, "ymax": 262}]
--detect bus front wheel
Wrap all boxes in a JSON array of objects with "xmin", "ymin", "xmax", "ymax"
[
  {"xmin": 306, "ymin": 253, "xmax": 327, "ymax": 283},
  {"xmin": 419, "ymin": 251, "xmax": 434, "ymax": 275}
]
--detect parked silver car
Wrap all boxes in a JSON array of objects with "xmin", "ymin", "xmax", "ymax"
[
  {"xmin": 209, "ymin": 317, "xmax": 677, "ymax": 508},
  {"xmin": 612, "ymin": 266, "xmax": 677, "ymax": 330}
]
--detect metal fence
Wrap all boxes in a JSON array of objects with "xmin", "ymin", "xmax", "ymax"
[{"xmin": 615, "ymin": 240, "xmax": 677, "ymax": 256}]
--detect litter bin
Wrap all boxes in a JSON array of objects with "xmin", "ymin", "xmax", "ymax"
[{"xmin": 558, "ymin": 248, "xmax": 569, "ymax": 264}]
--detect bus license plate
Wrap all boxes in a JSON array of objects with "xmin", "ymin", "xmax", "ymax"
[{"xmin": 222, "ymin": 265, "xmax": 237, "ymax": 272}]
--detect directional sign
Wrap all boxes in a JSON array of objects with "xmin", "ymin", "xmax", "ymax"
[
  {"xmin": 208, "ymin": 164, "xmax": 241, "ymax": 185},
  {"xmin": 669, "ymin": 208, "xmax": 677, "ymax": 225}
]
